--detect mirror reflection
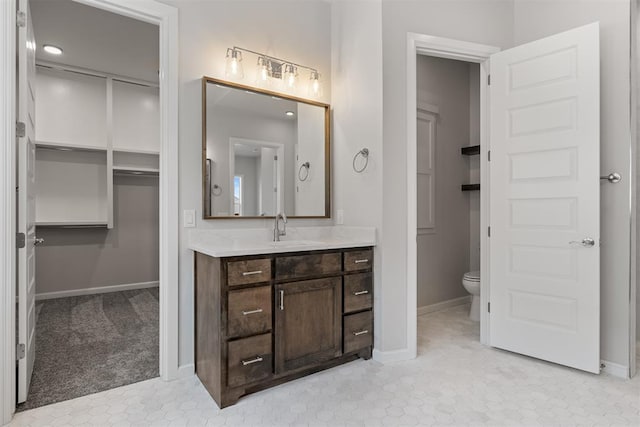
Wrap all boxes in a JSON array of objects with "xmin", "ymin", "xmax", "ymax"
[{"xmin": 203, "ymin": 77, "xmax": 329, "ymax": 218}]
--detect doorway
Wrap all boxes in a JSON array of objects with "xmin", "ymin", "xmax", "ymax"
[
  {"xmin": 15, "ymin": 0, "xmax": 161, "ymax": 410},
  {"xmin": 415, "ymin": 55, "xmax": 482, "ymax": 349},
  {"xmin": 2, "ymin": 0, "xmax": 179, "ymax": 423}
]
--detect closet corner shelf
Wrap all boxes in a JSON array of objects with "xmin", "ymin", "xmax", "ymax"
[
  {"xmin": 460, "ymin": 145, "xmax": 480, "ymax": 156},
  {"xmin": 112, "ymin": 147, "xmax": 160, "ymax": 155},
  {"xmin": 461, "ymin": 184, "xmax": 480, "ymax": 192}
]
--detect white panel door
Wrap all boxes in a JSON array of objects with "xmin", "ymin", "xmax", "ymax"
[
  {"xmin": 489, "ymin": 23, "xmax": 600, "ymax": 373},
  {"xmin": 17, "ymin": 0, "xmax": 37, "ymax": 402},
  {"xmin": 417, "ymin": 110, "xmax": 436, "ymax": 231}
]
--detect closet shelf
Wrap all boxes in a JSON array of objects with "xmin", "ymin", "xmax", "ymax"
[
  {"xmin": 36, "ymin": 141, "xmax": 107, "ymax": 153},
  {"xmin": 113, "ymin": 147, "xmax": 160, "ymax": 155},
  {"xmin": 36, "ymin": 221, "xmax": 108, "ymax": 228},
  {"xmin": 461, "ymin": 145, "xmax": 480, "ymax": 156},
  {"xmin": 113, "ymin": 166, "xmax": 159, "ymax": 176},
  {"xmin": 461, "ymin": 184, "xmax": 480, "ymax": 192}
]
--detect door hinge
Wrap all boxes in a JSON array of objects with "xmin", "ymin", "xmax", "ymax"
[
  {"xmin": 487, "ymin": 150, "xmax": 491, "ymax": 162},
  {"xmin": 487, "ymin": 74, "xmax": 491, "ymax": 85},
  {"xmin": 487, "ymin": 227, "xmax": 491, "ymax": 237},
  {"xmin": 16, "ymin": 121, "xmax": 26, "ymax": 138},
  {"xmin": 488, "ymin": 302, "xmax": 491, "ymax": 313},
  {"xmin": 274, "ymin": 155, "xmax": 278, "ymax": 161},
  {"xmin": 16, "ymin": 232, "xmax": 25, "ymax": 248},
  {"xmin": 16, "ymin": 11, "xmax": 26, "ymax": 28},
  {"xmin": 17, "ymin": 343, "xmax": 25, "ymax": 360}
]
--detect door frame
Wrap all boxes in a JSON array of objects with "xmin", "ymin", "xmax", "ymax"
[
  {"xmin": 406, "ymin": 33, "xmax": 499, "ymax": 356},
  {"xmin": 1, "ymin": 0, "xmax": 179, "ymax": 423}
]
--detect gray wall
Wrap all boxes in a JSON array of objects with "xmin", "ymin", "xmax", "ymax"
[
  {"xmin": 35, "ymin": 175, "xmax": 159, "ymax": 295},
  {"xmin": 416, "ymin": 55, "xmax": 471, "ymax": 308},
  {"xmin": 513, "ymin": 0, "xmax": 633, "ymax": 371}
]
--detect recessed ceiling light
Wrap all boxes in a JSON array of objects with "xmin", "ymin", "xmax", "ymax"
[
  {"xmin": 271, "ymin": 96, "xmax": 282, "ymax": 100},
  {"xmin": 43, "ymin": 44, "xmax": 63, "ymax": 55},
  {"xmin": 285, "ymin": 111, "xmax": 295, "ymax": 116}
]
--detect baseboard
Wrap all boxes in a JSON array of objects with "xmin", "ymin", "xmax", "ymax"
[
  {"xmin": 373, "ymin": 348, "xmax": 415, "ymax": 364},
  {"xmin": 600, "ymin": 359, "xmax": 629, "ymax": 379},
  {"xmin": 417, "ymin": 295, "xmax": 471, "ymax": 316},
  {"xmin": 35, "ymin": 281, "xmax": 159, "ymax": 301},
  {"xmin": 176, "ymin": 363, "xmax": 195, "ymax": 379}
]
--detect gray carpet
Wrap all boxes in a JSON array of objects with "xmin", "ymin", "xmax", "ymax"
[{"xmin": 17, "ymin": 287, "xmax": 159, "ymax": 411}]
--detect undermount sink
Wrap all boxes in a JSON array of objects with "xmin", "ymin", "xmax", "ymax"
[{"xmin": 268, "ymin": 240, "xmax": 320, "ymax": 247}]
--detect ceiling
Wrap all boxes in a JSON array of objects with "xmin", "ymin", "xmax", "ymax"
[{"xmin": 30, "ymin": 0, "xmax": 159, "ymax": 82}]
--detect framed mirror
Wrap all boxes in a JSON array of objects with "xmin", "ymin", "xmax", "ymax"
[{"xmin": 202, "ymin": 77, "xmax": 330, "ymax": 219}]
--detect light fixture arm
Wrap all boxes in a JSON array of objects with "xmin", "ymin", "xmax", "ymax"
[{"xmin": 230, "ymin": 46, "xmax": 319, "ymax": 75}]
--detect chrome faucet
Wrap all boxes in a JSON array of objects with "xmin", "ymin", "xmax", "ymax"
[{"xmin": 273, "ymin": 212, "xmax": 287, "ymax": 241}]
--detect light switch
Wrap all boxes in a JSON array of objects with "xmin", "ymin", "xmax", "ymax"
[
  {"xmin": 183, "ymin": 209, "xmax": 196, "ymax": 228},
  {"xmin": 336, "ymin": 209, "xmax": 344, "ymax": 225}
]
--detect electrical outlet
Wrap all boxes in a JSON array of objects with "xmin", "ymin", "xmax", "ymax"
[
  {"xmin": 336, "ymin": 209, "xmax": 344, "ymax": 225},
  {"xmin": 183, "ymin": 209, "xmax": 196, "ymax": 228}
]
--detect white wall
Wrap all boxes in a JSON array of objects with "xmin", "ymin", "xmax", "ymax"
[
  {"xmin": 331, "ymin": 0, "xmax": 384, "ymax": 349},
  {"xmin": 380, "ymin": 0, "xmax": 514, "ymax": 352},
  {"xmin": 159, "ymin": 0, "xmax": 332, "ymax": 369},
  {"xmin": 513, "ymin": 0, "xmax": 633, "ymax": 370},
  {"xmin": 416, "ymin": 55, "xmax": 471, "ymax": 308}
]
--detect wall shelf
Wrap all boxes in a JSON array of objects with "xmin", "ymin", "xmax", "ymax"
[
  {"xmin": 461, "ymin": 145, "xmax": 480, "ymax": 156},
  {"xmin": 36, "ymin": 141, "xmax": 107, "ymax": 153},
  {"xmin": 461, "ymin": 184, "xmax": 480, "ymax": 191}
]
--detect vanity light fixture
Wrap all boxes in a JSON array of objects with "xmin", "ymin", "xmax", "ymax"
[
  {"xmin": 224, "ymin": 46, "xmax": 322, "ymax": 98},
  {"xmin": 225, "ymin": 48, "xmax": 244, "ymax": 79},
  {"xmin": 43, "ymin": 44, "xmax": 63, "ymax": 55}
]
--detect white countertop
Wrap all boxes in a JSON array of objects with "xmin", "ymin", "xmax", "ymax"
[{"xmin": 188, "ymin": 226, "xmax": 376, "ymax": 257}]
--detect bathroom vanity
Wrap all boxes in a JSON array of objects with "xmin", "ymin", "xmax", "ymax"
[{"xmin": 190, "ymin": 228, "xmax": 375, "ymax": 408}]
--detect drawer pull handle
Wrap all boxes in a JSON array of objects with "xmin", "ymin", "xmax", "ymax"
[
  {"xmin": 354, "ymin": 259, "xmax": 369, "ymax": 264},
  {"xmin": 353, "ymin": 330, "xmax": 369, "ymax": 336},
  {"xmin": 241, "ymin": 356, "xmax": 263, "ymax": 366},
  {"xmin": 354, "ymin": 290, "xmax": 369, "ymax": 296},
  {"xmin": 242, "ymin": 308, "xmax": 263, "ymax": 316},
  {"xmin": 242, "ymin": 270, "xmax": 263, "ymax": 276},
  {"xmin": 279, "ymin": 290, "xmax": 284, "ymax": 311}
]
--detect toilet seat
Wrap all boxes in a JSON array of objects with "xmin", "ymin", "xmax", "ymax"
[{"xmin": 463, "ymin": 271, "xmax": 480, "ymax": 282}]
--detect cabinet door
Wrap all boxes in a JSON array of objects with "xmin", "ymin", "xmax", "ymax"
[{"xmin": 275, "ymin": 277, "xmax": 342, "ymax": 374}]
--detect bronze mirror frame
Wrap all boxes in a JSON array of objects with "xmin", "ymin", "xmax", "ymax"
[{"xmin": 202, "ymin": 76, "xmax": 331, "ymax": 219}]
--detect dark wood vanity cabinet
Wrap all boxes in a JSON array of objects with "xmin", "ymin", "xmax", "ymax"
[{"xmin": 194, "ymin": 247, "xmax": 374, "ymax": 408}]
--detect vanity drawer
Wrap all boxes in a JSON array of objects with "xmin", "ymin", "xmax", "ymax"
[
  {"xmin": 227, "ymin": 258, "xmax": 271, "ymax": 286},
  {"xmin": 343, "ymin": 311, "xmax": 373, "ymax": 354},
  {"xmin": 227, "ymin": 333, "xmax": 272, "ymax": 387},
  {"xmin": 344, "ymin": 249, "xmax": 373, "ymax": 272},
  {"xmin": 344, "ymin": 273, "xmax": 373, "ymax": 313},
  {"xmin": 227, "ymin": 286, "xmax": 272, "ymax": 338},
  {"xmin": 275, "ymin": 252, "xmax": 342, "ymax": 280}
]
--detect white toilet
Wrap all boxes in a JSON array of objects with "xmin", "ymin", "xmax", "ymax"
[{"xmin": 462, "ymin": 271, "xmax": 481, "ymax": 321}]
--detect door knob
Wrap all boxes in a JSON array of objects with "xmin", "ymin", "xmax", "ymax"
[
  {"xmin": 569, "ymin": 238, "xmax": 595, "ymax": 247},
  {"xmin": 34, "ymin": 237, "xmax": 44, "ymax": 246}
]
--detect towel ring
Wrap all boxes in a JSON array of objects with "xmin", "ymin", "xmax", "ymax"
[
  {"xmin": 212, "ymin": 184, "xmax": 222, "ymax": 196},
  {"xmin": 298, "ymin": 162, "xmax": 310, "ymax": 181},
  {"xmin": 353, "ymin": 148, "xmax": 369, "ymax": 173}
]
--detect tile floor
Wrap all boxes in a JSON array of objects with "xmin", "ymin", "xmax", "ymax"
[{"xmin": 10, "ymin": 304, "xmax": 640, "ymax": 426}]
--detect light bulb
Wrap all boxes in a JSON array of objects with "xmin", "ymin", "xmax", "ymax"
[
  {"xmin": 309, "ymin": 71, "xmax": 322, "ymax": 97},
  {"xmin": 225, "ymin": 48, "xmax": 244, "ymax": 79},
  {"xmin": 256, "ymin": 57, "xmax": 271, "ymax": 87},
  {"xmin": 283, "ymin": 64, "xmax": 298, "ymax": 90}
]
